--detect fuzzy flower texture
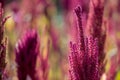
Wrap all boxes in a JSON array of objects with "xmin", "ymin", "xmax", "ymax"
[
  {"xmin": 68, "ymin": 1, "xmax": 106, "ymax": 80},
  {"xmin": 15, "ymin": 29, "xmax": 40, "ymax": 80}
]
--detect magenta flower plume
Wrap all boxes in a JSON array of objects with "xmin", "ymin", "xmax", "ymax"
[
  {"xmin": 86, "ymin": 0, "xmax": 106, "ymax": 75},
  {"xmin": 15, "ymin": 29, "xmax": 40, "ymax": 80},
  {"xmin": 0, "ymin": 3, "xmax": 9, "ymax": 80},
  {"xmin": 68, "ymin": 6, "xmax": 105, "ymax": 80}
]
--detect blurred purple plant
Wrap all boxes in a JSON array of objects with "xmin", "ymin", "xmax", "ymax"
[
  {"xmin": 107, "ymin": 55, "xmax": 118, "ymax": 80},
  {"xmin": 15, "ymin": 29, "xmax": 40, "ymax": 80},
  {"xmin": 69, "ymin": 3, "xmax": 106, "ymax": 80},
  {"xmin": 0, "ymin": 3, "xmax": 10, "ymax": 80},
  {"xmin": 62, "ymin": 0, "xmax": 89, "ymax": 14},
  {"xmin": 39, "ymin": 40, "xmax": 49, "ymax": 80}
]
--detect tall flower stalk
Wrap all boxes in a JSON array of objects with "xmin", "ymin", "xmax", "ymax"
[
  {"xmin": 15, "ymin": 29, "xmax": 40, "ymax": 80},
  {"xmin": 69, "ymin": 3, "xmax": 106, "ymax": 79},
  {"xmin": 86, "ymin": 0, "xmax": 106, "ymax": 75},
  {"xmin": 0, "ymin": 3, "xmax": 9, "ymax": 80}
]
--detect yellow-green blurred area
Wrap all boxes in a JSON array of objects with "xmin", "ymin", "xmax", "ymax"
[{"xmin": 1, "ymin": 0, "xmax": 120, "ymax": 80}]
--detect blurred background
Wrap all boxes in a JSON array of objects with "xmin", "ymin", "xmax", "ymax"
[{"xmin": 1, "ymin": 0, "xmax": 120, "ymax": 80}]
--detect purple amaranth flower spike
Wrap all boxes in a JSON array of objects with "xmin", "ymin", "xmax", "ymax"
[
  {"xmin": 74, "ymin": 6, "xmax": 85, "ymax": 52},
  {"xmin": 69, "ymin": 36, "xmax": 99, "ymax": 80},
  {"xmin": 15, "ymin": 29, "xmax": 40, "ymax": 80},
  {"xmin": 86, "ymin": 0, "xmax": 106, "ymax": 76},
  {"xmin": 0, "ymin": 3, "xmax": 9, "ymax": 80},
  {"xmin": 68, "ymin": 5, "xmax": 102, "ymax": 80},
  {"xmin": 69, "ymin": 42, "xmax": 82, "ymax": 80}
]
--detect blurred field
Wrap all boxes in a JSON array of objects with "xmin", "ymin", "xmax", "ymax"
[{"xmin": 1, "ymin": 0, "xmax": 120, "ymax": 80}]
